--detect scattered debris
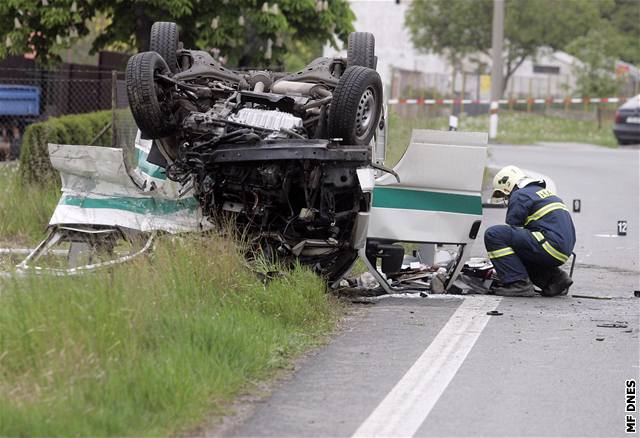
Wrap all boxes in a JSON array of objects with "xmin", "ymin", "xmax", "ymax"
[
  {"xmin": 430, "ymin": 268, "xmax": 448, "ymax": 294},
  {"xmin": 357, "ymin": 272, "xmax": 380, "ymax": 290},
  {"xmin": 486, "ymin": 310, "xmax": 503, "ymax": 316},
  {"xmin": 571, "ymin": 294, "xmax": 612, "ymax": 300},
  {"xmin": 596, "ymin": 323, "xmax": 629, "ymax": 328},
  {"xmin": 351, "ymin": 299, "xmax": 376, "ymax": 305}
]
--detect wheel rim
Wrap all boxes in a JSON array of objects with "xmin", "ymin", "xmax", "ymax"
[{"xmin": 355, "ymin": 87, "xmax": 376, "ymax": 139}]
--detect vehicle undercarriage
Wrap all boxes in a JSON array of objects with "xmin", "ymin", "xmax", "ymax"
[{"xmin": 125, "ymin": 22, "xmax": 383, "ymax": 279}]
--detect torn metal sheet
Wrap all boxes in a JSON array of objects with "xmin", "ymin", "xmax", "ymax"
[
  {"xmin": 16, "ymin": 226, "xmax": 154, "ymax": 276},
  {"xmin": 6, "ymin": 138, "xmax": 210, "ymax": 276},
  {"xmin": 48, "ymin": 138, "xmax": 211, "ymax": 234},
  {"xmin": 360, "ymin": 129, "xmax": 488, "ymax": 294}
]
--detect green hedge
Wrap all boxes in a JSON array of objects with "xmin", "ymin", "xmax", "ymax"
[{"xmin": 20, "ymin": 111, "xmax": 112, "ymax": 184}]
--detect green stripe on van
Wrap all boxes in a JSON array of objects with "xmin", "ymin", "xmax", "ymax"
[
  {"xmin": 136, "ymin": 148, "xmax": 167, "ymax": 180},
  {"xmin": 372, "ymin": 187, "xmax": 482, "ymax": 215},
  {"xmin": 59, "ymin": 195, "xmax": 198, "ymax": 215}
]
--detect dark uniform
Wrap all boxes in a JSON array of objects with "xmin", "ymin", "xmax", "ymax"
[{"xmin": 484, "ymin": 183, "xmax": 576, "ymax": 287}]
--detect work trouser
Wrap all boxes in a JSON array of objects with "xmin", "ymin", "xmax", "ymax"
[{"xmin": 484, "ymin": 225, "xmax": 568, "ymax": 284}]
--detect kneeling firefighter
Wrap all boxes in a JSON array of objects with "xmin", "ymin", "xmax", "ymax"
[{"xmin": 485, "ymin": 166, "xmax": 575, "ymax": 297}]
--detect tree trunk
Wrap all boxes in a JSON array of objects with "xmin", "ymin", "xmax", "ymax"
[{"xmin": 134, "ymin": 5, "xmax": 153, "ymax": 52}]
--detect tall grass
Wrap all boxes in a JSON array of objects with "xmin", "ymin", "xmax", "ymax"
[
  {"xmin": 0, "ymin": 235, "xmax": 339, "ymax": 436},
  {"xmin": 0, "ymin": 163, "xmax": 59, "ymax": 245}
]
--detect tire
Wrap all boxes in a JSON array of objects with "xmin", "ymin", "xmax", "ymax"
[
  {"xmin": 327, "ymin": 66, "xmax": 383, "ymax": 145},
  {"xmin": 149, "ymin": 21, "xmax": 179, "ymax": 73},
  {"xmin": 347, "ymin": 32, "xmax": 376, "ymax": 69},
  {"xmin": 126, "ymin": 51, "xmax": 176, "ymax": 139}
]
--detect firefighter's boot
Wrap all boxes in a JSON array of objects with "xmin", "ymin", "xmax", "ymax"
[
  {"xmin": 491, "ymin": 278, "xmax": 536, "ymax": 297},
  {"xmin": 541, "ymin": 268, "xmax": 573, "ymax": 297}
]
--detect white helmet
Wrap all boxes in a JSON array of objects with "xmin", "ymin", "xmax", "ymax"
[{"xmin": 492, "ymin": 165, "xmax": 526, "ymax": 198}]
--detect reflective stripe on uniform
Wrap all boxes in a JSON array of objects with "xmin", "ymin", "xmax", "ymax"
[
  {"xmin": 530, "ymin": 230, "xmax": 569, "ymax": 263},
  {"xmin": 542, "ymin": 241, "xmax": 569, "ymax": 263},
  {"xmin": 524, "ymin": 202, "xmax": 569, "ymax": 225},
  {"xmin": 487, "ymin": 246, "xmax": 515, "ymax": 259}
]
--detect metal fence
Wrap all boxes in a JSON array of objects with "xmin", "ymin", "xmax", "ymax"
[
  {"xmin": 390, "ymin": 66, "xmax": 639, "ymax": 101},
  {"xmin": 388, "ymin": 66, "xmax": 637, "ymax": 120},
  {"xmin": 0, "ymin": 67, "xmax": 125, "ymax": 160}
]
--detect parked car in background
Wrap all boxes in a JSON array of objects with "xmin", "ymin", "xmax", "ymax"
[{"xmin": 613, "ymin": 95, "xmax": 640, "ymax": 145}]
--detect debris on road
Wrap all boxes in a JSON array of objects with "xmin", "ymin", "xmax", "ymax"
[
  {"xmin": 596, "ymin": 322, "xmax": 629, "ymax": 328},
  {"xmin": 595, "ymin": 337, "xmax": 605, "ymax": 341},
  {"xmin": 571, "ymin": 294, "xmax": 613, "ymax": 300},
  {"xmin": 486, "ymin": 310, "xmax": 503, "ymax": 316},
  {"xmin": 634, "ymin": 290, "xmax": 640, "ymax": 297}
]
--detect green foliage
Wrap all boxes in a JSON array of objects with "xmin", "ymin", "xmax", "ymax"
[
  {"xmin": 0, "ymin": 0, "xmax": 95, "ymax": 65},
  {"xmin": 566, "ymin": 28, "xmax": 623, "ymax": 98},
  {"xmin": 386, "ymin": 109, "xmax": 617, "ymax": 166},
  {"xmin": 405, "ymin": 0, "xmax": 633, "ymax": 96},
  {"xmin": 601, "ymin": 0, "xmax": 640, "ymax": 65},
  {"xmin": 19, "ymin": 111, "xmax": 111, "ymax": 184},
  {"xmin": 0, "ymin": 235, "xmax": 339, "ymax": 435},
  {"xmin": 0, "ymin": 0, "xmax": 355, "ymax": 67}
]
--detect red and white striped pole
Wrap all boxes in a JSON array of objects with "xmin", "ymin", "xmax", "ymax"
[{"xmin": 489, "ymin": 101, "xmax": 499, "ymax": 139}]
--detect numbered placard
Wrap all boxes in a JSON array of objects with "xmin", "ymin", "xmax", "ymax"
[
  {"xmin": 572, "ymin": 199, "xmax": 581, "ymax": 213},
  {"xmin": 617, "ymin": 220, "xmax": 627, "ymax": 236}
]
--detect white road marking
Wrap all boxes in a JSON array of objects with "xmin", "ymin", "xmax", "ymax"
[
  {"xmin": 352, "ymin": 295, "xmax": 502, "ymax": 438},
  {"xmin": 594, "ymin": 234, "xmax": 620, "ymax": 238}
]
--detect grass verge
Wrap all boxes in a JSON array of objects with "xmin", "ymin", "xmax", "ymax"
[
  {"xmin": 386, "ymin": 110, "xmax": 617, "ymax": 166},
  {"xmin": 0, "ymin": 235, "xmax": 339, "ymax": 436},
  {"xmin": 0, "ymin": 163, "xmax": 59, "ymax": 246}
]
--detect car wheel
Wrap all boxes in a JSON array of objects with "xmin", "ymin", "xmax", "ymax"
[
  {"xmin": 347, "ymin": 32, "xmax": 376, "ymax": 69},
  {"xmin": 126, "ymin": 51, "xmax": 176, "ymax": 139},
  {"xmin": 150, "ymin": 21, "xmax": 179, "ymax": 73},
  {"xmin": 327, "ymin": 66, "xmax": 383, "ymax": 145}
]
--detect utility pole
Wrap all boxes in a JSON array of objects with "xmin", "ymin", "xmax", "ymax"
[{"xmin": 489, "ymin": 0, "xmax": 504, "ymax": 140}]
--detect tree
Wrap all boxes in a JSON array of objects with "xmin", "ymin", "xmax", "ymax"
[
  {"xmin": 405, "ymin": 0, "xmax": 610, "ymax": 96},
  {"xmin": 600, "ymin": 0, "xmax": 640, "ymax": 65},
  {"xmin": 566, "ymin": 27, "xmax": 623, "ymax": 128},
  {"xmin": 0, "ymin": 0, "xmax": 355, "ymax": 67}
]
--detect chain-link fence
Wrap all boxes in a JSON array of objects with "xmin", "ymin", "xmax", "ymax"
[
  {"xmin": 0, "ymin": 67, "xmax": 124, "ymax": 160},
  {"xmin": 113, "ymin": 75, "xmax": 138, "ymax": 151}
]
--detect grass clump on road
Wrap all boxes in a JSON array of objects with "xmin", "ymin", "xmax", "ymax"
[
  {"xmin": 0, "ymin": 163, "xmax": 59, "ymax": 246},
  {"xmin": 0, "ymin": 235, "xmax": 339, "ymax": 436},
  {"xmin": 386, "ymin": 110, "xmax": 617, "ymax": 166}
]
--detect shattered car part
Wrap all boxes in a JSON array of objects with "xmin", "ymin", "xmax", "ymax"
[
  {"xmin": 355, "ymin": 130, "xmax": 488, "ymax": 294},
  {"xmin": 123, "ymin": 24, "xmax": 383, "ymax": 280},
  {"xmin": 14, "ymin": 25, "xmax": 489, "ymax": 290},
  {"xmin": 16, "ymin": 226, "xmax": 154, "ymax": 276}
]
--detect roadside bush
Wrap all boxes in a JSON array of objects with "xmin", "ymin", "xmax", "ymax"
[{"xmin": 19, "ymin": 111, "xmax": 112, "ymax": 184}]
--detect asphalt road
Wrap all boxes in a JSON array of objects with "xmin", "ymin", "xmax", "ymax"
[{"xmin": 225, "ymin": 142, "xmax": 640, "ymax": 438}]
